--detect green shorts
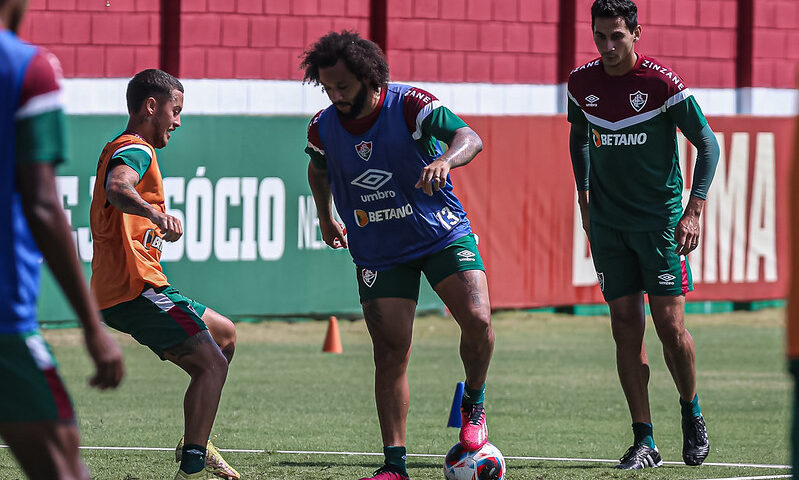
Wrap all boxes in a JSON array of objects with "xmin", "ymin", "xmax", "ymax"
[
  {"xmin": 0, "ymin": 331, "xmax": 75, "ymax": 423},
  {"xmin": 102, "ymin": 284, "xmax": 208, "ymax": 360},
  {"xmin": 356, "ymin": 233, "xmax": 485, "ymax": 302},
  {"xmin": 590, "ymin": 222, "xmax": 693, "ymax": 302}
]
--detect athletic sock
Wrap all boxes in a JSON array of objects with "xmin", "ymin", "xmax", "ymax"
[
  {"xmin": 383, "ymin": 446, "xmax": 407, "ymax": 475},
  {"xmin": 180, "ymin": 443, "xmax": 207, "ymax": 474},
  {"xmin": 462, "ymin": 383, "xmax": 486, "ymax": 406},
  {"xmin": 680, "ymin": 393, "xmax": 703, "ymax": 418},
  {"xmin": 632, "ymin": 422, "xmax": 655, "ymax": 449}
]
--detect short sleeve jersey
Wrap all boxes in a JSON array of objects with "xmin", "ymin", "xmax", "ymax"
[
  {"xmin": 567, "ymin": 54, "xmax": 709, "ymax": 231},
  {"xmin": 305, "ymin": 84, "xmax": 472, "ymax": 270},
  {"xmin": 90, "ymin": 134, "xmax": 169, "ymax": 309},
  {"xmin": 0, "ymin": 30, "xmax": 66, "ymax": 333}
]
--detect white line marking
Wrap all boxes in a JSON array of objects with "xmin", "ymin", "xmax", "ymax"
[
  {"xmin": 695, "ymin": 476, "xmax": 791, "ymax": 480},
  {"xmin": 274, "ymin": 450, "xmax": 791, "ymax": 469},
  {"xmin": 0, "ymin": 445, "xmax": 790, "ymax": 471}
]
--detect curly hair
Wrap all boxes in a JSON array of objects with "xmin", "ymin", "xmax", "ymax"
[
  {"xmin": 300, "ymin": 31, "xmax": 389, "ymax": 90},
  {"xmin": 591, "ymin": 0, "xmax": 638, "ymax": 32}
]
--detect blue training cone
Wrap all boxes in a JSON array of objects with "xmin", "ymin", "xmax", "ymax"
[{"xmin": 447, "ymin": 381, "xmax": 465, "ymax": 428}]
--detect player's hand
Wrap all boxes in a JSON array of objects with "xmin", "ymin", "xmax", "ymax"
[
  {"xmin": 577, "ymin": 190, "xmax": 590, "ymax": 238},
  {"xmin": 320, "ymin": 218, "xmax": 348, "ymax": 249},
  {"xmin": 415, "ymin": 160, "xmax": 451, "ymax": 196},
  {"xmin": 675, "ymin": 196, "xmax": 704, "ymax": 256},
  {"xmin": 675, "ymin": 211, "xmax": 701, "ymax": 256},
  {"xmin": 151, "ymin": 211, "xmax": 183, "ymax": 242},
  {"xmin": 84, "ymin": 326, "xmax": 124, "ymax": 390}
]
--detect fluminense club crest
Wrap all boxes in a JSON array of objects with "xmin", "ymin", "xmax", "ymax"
[
  {"xmin": 629, "ymin": 90, "xmax": 648, "ymax": 112},
  {"xmin": 355, "ymin": 140, "xmax": 373, "ymax": 161},
  {"xmin": 361, "ymin": 268, "xmax": 377, "ymax": 287}
]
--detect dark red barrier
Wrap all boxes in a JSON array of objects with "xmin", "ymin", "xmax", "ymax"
[{"xmin": 457, "ymin": 115, "xmax": 796, "ymax": 308}]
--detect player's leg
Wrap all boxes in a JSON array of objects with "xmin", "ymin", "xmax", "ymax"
[
  {"xmin": 102, "ymin": 285, "xmax": 236, "ymax": 479},
  {"xmin": 0, "ymin": 332, "xmax": 89, "ymax": 480},
  {"xmin": 201, "ymin": 307, "xmax": 237, "ymax": 363},
  {"xmin": 639, "ymin": 227, "xmax": 708, "ymax": 466},
  {"xmin": 0, "ymin": 422, "xmax": 88, "ymax": 480},
  {"xmin": 425, "ymin": 234, "xmax": 493, "ymax": 450},
  {"xmin": 356, "ymin": 265, "xmax": 419, "ymax": 480},
  {"xmin": 591, "ymin": 224, "xmax": 661, "ymax": 469}
]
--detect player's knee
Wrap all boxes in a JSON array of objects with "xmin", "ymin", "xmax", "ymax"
[{"xmin": 459, "ymin": 309, "xmax": 493, "ymax": 339}]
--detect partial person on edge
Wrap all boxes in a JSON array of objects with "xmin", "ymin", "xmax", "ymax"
[{"xmin": 0, "ymin": 0, "xmax": 124, "ymax": 478}]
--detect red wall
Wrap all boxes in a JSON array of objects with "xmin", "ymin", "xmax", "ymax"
[
  {"xmin": 17, "ymin": 0, "xmax": 798, "ymax": 89},
  {"xmin": 753, "ymin": 0, "xmax": 799, "ymax": 88}
]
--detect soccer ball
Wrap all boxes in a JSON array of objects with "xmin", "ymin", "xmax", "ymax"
[{"xmin": 443, "ymin": 442, "xmax": 506, "ymax": 480}]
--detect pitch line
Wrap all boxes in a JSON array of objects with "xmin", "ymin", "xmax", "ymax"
[
  {"xmin": 1, "ymin": 445, "xmax": 790, "ymax": 471},
  {"xmin": 274, "ymin": 450, "xmax": 790, "ymax": 470},
  {"xmin": 693, "ymin": 476, "xmax": 791, "ymax": 480}
]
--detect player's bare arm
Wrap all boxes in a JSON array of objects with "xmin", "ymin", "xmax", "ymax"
[
  {"xmin": 17, "ymin": 162, "xmax": 124, "ymax": 390},
  {"xmin": 675, "ymin": 196, "xmax": 704, "ymax": 256},
  {"xmin": 415, "ymin": 127, "xmax": 483, "ymax": 196},
  {"xmin": 105, "ymin": 163, "xmax": 182, "ymax": 242},
  {"xmin": 308, "ymin": 161, "xmax": 347, "ymax": 249}
]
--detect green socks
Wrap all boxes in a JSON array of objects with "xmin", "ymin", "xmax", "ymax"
[
  {"xmin": 680, "ymin": 393, "xmax": 703, "ymax": 419},
  {"xmin": 462, "ymin": 383, "xmax": 486, "ymax": 405},
  {"xmin": 384, "ymin": 446, "xmax": 407, "ymax": 475},
  {"xmin": 632, "ymin": 422, "xmax": 655, "ymax": 449},
  {"xmin": 180, "ymin": 443, "xmax": 206, "ymax": 474}
]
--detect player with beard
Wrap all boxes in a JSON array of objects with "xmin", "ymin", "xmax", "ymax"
[
  {"xmin": 302, "ymin": 31, "xmax": 495, "ymax": 480},
  {"xmin": 89, "ymin": 69, "xmax": 240, "ymax": 480}
]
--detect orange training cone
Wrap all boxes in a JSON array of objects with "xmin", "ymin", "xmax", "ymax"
[{"xmin": 322, "ymin": 316, "xmax": 342, "ymax": 354}]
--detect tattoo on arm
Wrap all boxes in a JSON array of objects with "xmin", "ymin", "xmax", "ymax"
[
  {"xmin": 164, "ymin": 330, "xmax": 214, "ymax": 359},
  {"xmin": 441, "ymin": 128, "xmax": 483, "ymax": 169},
  {"xmin": 105, "ymin": 165, "xmax": 155, "ymax": 219}
]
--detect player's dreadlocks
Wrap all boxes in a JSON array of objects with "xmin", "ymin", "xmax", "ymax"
[
  {"xmin": 301, "ymin": 30, "xmax": 390, "ymax": 91},
  {"xmin": 591, "ymin": 0, "xmax": 639, "ymax": 32}
]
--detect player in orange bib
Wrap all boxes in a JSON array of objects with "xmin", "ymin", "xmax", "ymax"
[{"xmin": 90, "ymin": 69, "xmax": 239, "ymax": 480}]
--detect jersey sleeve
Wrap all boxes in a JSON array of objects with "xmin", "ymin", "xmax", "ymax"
[
  {"xmin": 403, "ymin": 87, "xmax": 467, "ymax": 144},
  {"xmin": 305, "ymin": 110, "xmax": 326, "ymax": 169},
  {"xmin": 110, "ymin": 144, "xmax": 153, "ymax": 179},
  {"xmin": 566, "ymin": 78, "xmax": 587, "ymax": 126},
  {"xmin": 667, "ymin": 94, "xmax": 708, "ymax": 139},
  {"xmin": 15, "ymin": 48, "xmax": 66, "ymax": 165}
]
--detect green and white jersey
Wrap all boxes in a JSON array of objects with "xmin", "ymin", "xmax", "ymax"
[{"xmin": 567, "ymin": 54, "xmax": 708, "ymax": 231}]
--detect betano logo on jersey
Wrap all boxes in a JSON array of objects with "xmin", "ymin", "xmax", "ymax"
[
  {"xmin": 142, "ymin": 229, "xmax": 164, "ymax": 252},
  {"xmin": 354, "ymin": 204, "xmax": 413, "ymax": 227},
  {"xmin": 592, "ymin": 129, "xmax": 648, "ymax": 147}
]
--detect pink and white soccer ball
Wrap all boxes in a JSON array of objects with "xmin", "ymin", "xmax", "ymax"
[{"xmin": 443, "ymin": 442, "xmax": 506, "ymax": 480}]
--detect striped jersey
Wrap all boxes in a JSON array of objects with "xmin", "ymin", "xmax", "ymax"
[
  {"xmin": 90, "ymin": 134, "xmax": 170, "ymax": 309},
  {"xmin": 567, "ymin": 54, "xmax": 709, "ymax": 231},
  {"xmin": 0, "ymin": 30, "xmax": 66, "ymax": 333},
  {"xmin": 306, "ymin": 83, "xmax": 472, "ymax": 269}
]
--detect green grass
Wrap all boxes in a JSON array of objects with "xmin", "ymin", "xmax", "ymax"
[{"xmin": 0, "ymin": 309, "xmax": 790, "ymax": 479}]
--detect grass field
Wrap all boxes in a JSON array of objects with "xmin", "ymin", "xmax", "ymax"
[{"xmin": 0, "ymin": 308, "xmax": 791, "ymax": 480}]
